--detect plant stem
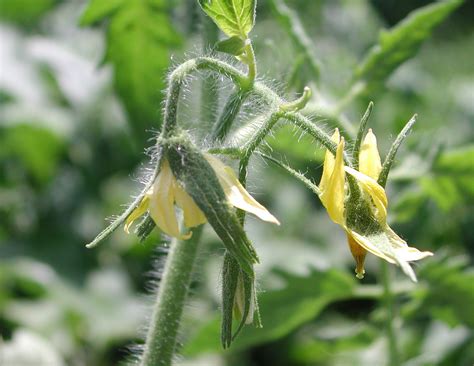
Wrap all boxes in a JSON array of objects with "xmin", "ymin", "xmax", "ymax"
[
  {"xmin": 381, "ymin": 260, "xmax": 400, "ymax": 366},
  {"xmin": 244, "ymin": 41, "xmax": 257, "ymax": 84},
  {"xmin": 141, "ymin": 225, "xmax": 203, "ymax": 366}
]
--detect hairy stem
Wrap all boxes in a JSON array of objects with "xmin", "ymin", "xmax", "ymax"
[
  {"xmin": 161, "ymin": 57, "xmax": 336, "ymax": 155},
  {"xmin": 141, "ymin": 226, "xmax": 203, "ymax": 366}
]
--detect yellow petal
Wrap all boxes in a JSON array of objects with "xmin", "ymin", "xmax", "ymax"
[
  {"xmin": 347, "ymin": 233, "xmax": 367, "ymax": 279},
  {"xmin": 319, "ymin": 129, "xmax": 340, "ymax": 192},
  {"xmin": 345, "ymin": 166, "xmax": 388, "ymax": 223},
  {"xmin": 205, "ymin": 154, "xmax": 280, "ymax": 225},
  {"xmin": 174, "ymin": 184, "xmax": 207, "ymax": 228},
  {"xmin": 148, "ymin": 160, "xmax": 189, "ymax": 239},
  {"xmin": 348, "ymin": 229, "xmax": 397, "ymax": 264},
  {"xmin": 359, "ymin": 129, "xmax": 382, "ymax": 180},
  {"xmin": 319, "ymin": 136, "xmax": 346, "ymax": 225},
  {"xmin": 124, "ymin": 193, "xmax": 151, "ymax": 234}
]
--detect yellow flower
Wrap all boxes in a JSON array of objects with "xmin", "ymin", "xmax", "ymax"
[
  {"xmin": 124, "ymin": 154, "xmax": 279, "ymax": 239},
  {"xmin": 319, "ymin": 129, "xmax": 432, "ymax": 281}
]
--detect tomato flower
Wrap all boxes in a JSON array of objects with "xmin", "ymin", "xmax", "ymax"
[
  {"xmin": 319, "ymin": 129, "xmax": 432, "ymax": 281},
  {"xmin": 125, "ymin": 154, "xmax": 279, "ymax": 239}
]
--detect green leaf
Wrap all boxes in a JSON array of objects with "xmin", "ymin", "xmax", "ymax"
[
  {"xmin": 184, "ymin": 268, "xmax": 354, "ymax": 355},
  {"xmin": 418, "ymin": 255, "xmax": 474, "ymax": 327},
  {"xmin": 420, "ymin": 145, "xmax": 474, "ymax": 211},
  {"xmin": 0, "ymin": 124, "xmax": 65, "ymax": 184},
  {"xmin": 80, "ymin": 0, "xmax": 181, "ymax": 140},
  {"xmin": 215, "ymin": 36, "xmax": 247, "ymax": 56},
  {"xmin": 199, "ymin": 0, "xmax": 256, "ymax": 38},
  {"xmin": 354, "ymin": 0, "xmax": 463, "ymax": 91}
]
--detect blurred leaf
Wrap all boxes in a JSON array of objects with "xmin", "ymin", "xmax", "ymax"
[
  {"xmin": 354, "ymin": 0, "xmax": 463, "ymax": 91},
  {"xmin": 268, "ymin": 0, "xmax": 320, "ymax": 81},
  {"xmin": 1, "ymin": 259, "xmax": 146, "ymax": 353},
  {"xmin": 0, "ymin": 0, "xmax": 56, "ymax": 26},
  {"xmin": 79, "ymin": 0, "xmax": 124, "ymax": 25},
  {"xmin": 289, "ymin": 321, "xmax": 377, "ymax": 364},
  {"xmin": 184, "ymin": 268, "xmax": 355, "ymax": 355},
  {"xmin": 80, "ymin": 0, "xmax": 181, "ymax": 140},
  {"xmin": 269, "ymin": 125, "xmax": 325, "ymax": 163},
  {"xmin": 0, "ymin": 124, "xmax": 65, "ymax": 184},
  {"xmin": 420, "ymin": 144, "xmax": 474, "ymax": 211},
  {"xmin": 418, "ymin": 255, "xmax": 474, "ymax": 327},
  {"xmin": 198, "ymin": 0, "xmax": 256, "ymax": 38}
]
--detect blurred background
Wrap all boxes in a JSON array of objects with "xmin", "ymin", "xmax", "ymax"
[{"xmin": 0, "ymin": 0, "xmax": 473, "ymax": 365}]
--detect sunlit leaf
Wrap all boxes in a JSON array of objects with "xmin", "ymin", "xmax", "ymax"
[{"xmin": 198, "ymin": 0, "xmax": 256, "ymax": 38}]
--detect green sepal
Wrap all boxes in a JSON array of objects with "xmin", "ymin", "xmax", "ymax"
[
  {"xmin": 215, "ymin": 36, "xmax": 247, "ymax": 56},
  {"xmin": 232, "ymin": 263, "xmax": 262, "ymax": 340},
  {"xmin": 221, "ymin": 252, "xmax": 261, "ymax": 348},
  {"xmin": 378, "ymin": 114, "xmax": 416, "ymax": 188},
  {"xmin": 166, "ymin": 142, "xmax": 259, "ymax": 275},
  {"xmin": 221, "ymin": 252, "xmax": 240, "ymax": 348},
  {"xmin": 352, "ymin": 101, "xmax": 374, "ymax": 171}
]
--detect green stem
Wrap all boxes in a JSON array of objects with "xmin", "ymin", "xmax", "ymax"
[
  {"xmin": 381, "ymin": 261, "xmax": 400, "ymax": 366},
  {"xmin": 141, "ymin": 225, "xmax": 203, "ymax": 366},
  {"xmin": 243, "ymin": 41, "xmax": 257, "ymax": 85},
  {"xmin": 162, "ymin": 57, "xmax": 337, "ymax": 155},
  {"xmin": 280, "ymin": 111, "xmax": 353, "ymax": 167}
]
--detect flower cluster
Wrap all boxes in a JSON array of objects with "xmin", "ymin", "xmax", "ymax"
[{"xmin": 318, "ymin": 128, "xmax": 432, "ymax": 281}]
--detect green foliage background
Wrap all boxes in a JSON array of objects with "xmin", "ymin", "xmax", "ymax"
[{"xmin": 0, "ymin": 0, "xmax": 473, "ymax": 365}]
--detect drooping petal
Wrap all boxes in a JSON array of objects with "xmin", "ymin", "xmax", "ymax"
[
  {"xmin": 148, "ymin": 160, "xmax": 190, "ymax": 239},
  {"xmin": 386, "ymin": 227, "xmax": 433, "ymax": 261},
  {"xmin": 348, "ymin": 226, "xmax": 432, "ymax": 282},
  {"xmin": 346, "ymin": 233, "xmax": 367, "ymax": 279},
  {"xmin": 319, "ymin": 129, "xmax": 340, "ymax": 192},
  {"xmin": 319, "ymin": 136, "xmax": 346, "ymax": 225},
  {"xmin": 359, "ymin": 129, "xmax": 382, "ymax": 179},
  {"xmin": 204, "ymin": 154, "xmax": 280, "ymax": 225},
  {"xmin": 124, "ymin": 192, "xmax": 151, "ymax": 234},
  {"xmin": 174, "ymin": 184, "xmax": 207, "ymax": 228},
  {"xmin": 345, "ymin": 166, "xmax": 388, "ymax": 223}
]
